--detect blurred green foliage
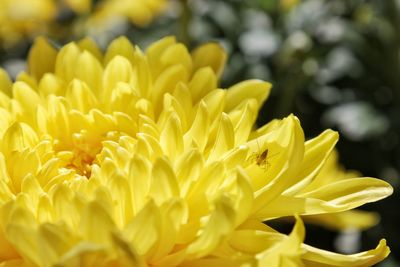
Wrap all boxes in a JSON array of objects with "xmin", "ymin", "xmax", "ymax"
[{"xmin": 0, "ymin": 0, "xmax": 399, "ymax": 265}]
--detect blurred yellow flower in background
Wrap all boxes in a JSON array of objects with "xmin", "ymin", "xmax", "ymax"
[
  {"xmin": 0, "ymin": 36, "xmax": 393, "ymax": 266},
  {"xmin": 0, "ymin": 0, "xmax": 56, "ymax": 46},
  {"xmin": 280, "ymin": 0, "xmax": 300, "ymax": 11},
  {"xmin": 0, "ymin": 0, "xmax": 166, "ymax": 46},
  {"xmin": 85, "ymin": 0, "xmax": 167, "ymax": 28}
]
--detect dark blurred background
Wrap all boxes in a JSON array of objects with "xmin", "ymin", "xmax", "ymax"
[{"xmin": 0, "ymin": 0, "xmax": 399, "ymax": 265}]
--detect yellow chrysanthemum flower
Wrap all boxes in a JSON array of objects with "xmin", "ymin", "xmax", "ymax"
[
  {"xmin": 0, "ymin": 36, "xmax": 393, "ymax": 267},
  {"xmin": 0, "ymin": 0, "xmax": 166, "ymax": 46}
]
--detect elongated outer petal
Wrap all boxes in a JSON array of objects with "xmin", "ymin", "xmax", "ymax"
[
  {"xmin": 299, "ymin": 177, "xmax": 393, "ymax": 207},
  {"xmin": 285, "ymin": 129, "xmax": 339, "ymax": 195},
  {"xmin": 302, "ymin": 239, "xmax": 390, "ymax": 267},
  {"xmin": 255, "ymin": 178, "xmax": 392, "ymax": 219},
  {"xmin": 257, "ymin": 215, "xmax": 305, "ymax": 267}
]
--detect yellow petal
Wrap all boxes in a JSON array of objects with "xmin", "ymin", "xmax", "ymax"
[
  {"xmin": 187, "ymin": 196, "xmax": 235, "ymax": 258},
  {"xmin": 66, "ymin": 79, "xmax": 98, "ymax": 113},
  {"xmin": 256, "ymin": 179, "xmax": 391, "ymax": 219},
  {"xmin": 146, "ymin": 36, "xmax": 176, "ymax": 77},
  {"xmin": 192, "ymin": 43, "xmax": 227, "ymax": 78},
  {"xmin": 299, "ymin": 177, "xmax": 393, "ymax": 209},
  {"xmin": 38, "ymin": 74, "xmax": 65, "ymax": 96},
  {"xmin": 6, "ymin": 206, "xmax": 40, "ymax": 266},
  {"xmin": 152, "ymin": 64, "xmax": 188, "ymax": 115},
  {"xmin": 251, "ymin": 116, "xmax": 305, "ymax": 216},
  {"xmin": 189, "ymin": 67, "xmax": 217, "ymax": 103},
  {"xmin": 124, "ymin": 200, "xmax": 160, "ymax": 255},
  {"xmin": 102, "ymin": 56, "xmax": 134, "ymax": 102},
  {"xmin": 201, "ymin": 89, "xmax": 226, "ymax": 125},
  {"xmin": 233, "ymin": 168, "xmax": 254, "ymax": 226},
  {"xmin": 162, "ymin": 93, "xmax": 188, "ymax": 131},
  {"xmin": 74, "ymin": 51, "xmax": 103, "ymax": 95},
  {"xmin": 1, "ymin": 123, "xmax": 38, "ymax": 154},
  {"xmin": 302, "ymin": 239, "xmax": 390, "ymax": 267},
  {"xmin": 78, "ymin": 38, "xmax": 102, "ymax": 61},
  {"xmin": 230, "ymin": 99, "xmax": 258, "ymax": 146},
  {"xmin": 149, "ymin": 157, "xmax": 180, "ymax": 205},
  {"xmin": 175, "ymin": 149, "xmax": 203, "ymax": 197},
  {"xmin": 257, "ymin": 215, "xmax": 305, "ymax": 267},
  {"xmin": 161, "ymin": 43, "xmax": 193, "ymax": 75},
  {"xmin": 129, "ymin": 155, "xmax": 151, "ymax": 213},
  {"xmin": 28, "ymin": 37, "xmax": 57, "ymax": 81},
  {"xmin": 55, "ymin": 42, "xmax": 80, "ymax": 83},
  {"xmin": 80, "ymin": 201, "xmax": 116, "ymax": 244},
  {"xmin": 184, "ymin": 100, "xmax": 210, "ymax": 152},
  {"xmin": 207, "ymin": 113, "xmax": 235, "ymax": 162},
  {"xmin": 225, "ymin": 80, "xmax": 272, "ymax": 112},
  {"xmin": 133, "ymin": 47, "xmax": 152, "ymax": 98},
  {"xmin": 285, "ymin": 129, "xmax": 339, "ymax": 195},
  {"xmin": 159, "ymin": 111, "xmax": 184, "ymax": 160},
  {"xmin": 37, "ymin": 222, "xmax": 73, "ymax": 264},
  {"xmin": 12, "ymin": 81, "xmax": 41, "ymax": 122},
  {"xmin": 104, "ymin": 36, "xmax": 136, "ymax": 66}
]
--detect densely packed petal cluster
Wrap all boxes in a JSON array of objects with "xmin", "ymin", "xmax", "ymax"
[
  {"xmin": 0, "ymin": 36, "xmax": 393, "ymax": 266},
  {"xmin": 0, "ymin": 0, "xmax": 166, "ymax": 46}
]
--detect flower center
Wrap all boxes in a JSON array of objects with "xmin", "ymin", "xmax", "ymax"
[
  {"xmin": 54, "ymin": 130, "xmax": 102, "ymax": 178},
  {"xmin": 66, "ymin": 148, "xmax": 97, "ymax": 178}
]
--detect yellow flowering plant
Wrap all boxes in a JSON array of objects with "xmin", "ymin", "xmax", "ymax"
[{"xmin": 0, "ymin": 36, "xmax": 393, "ymax": 266}]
